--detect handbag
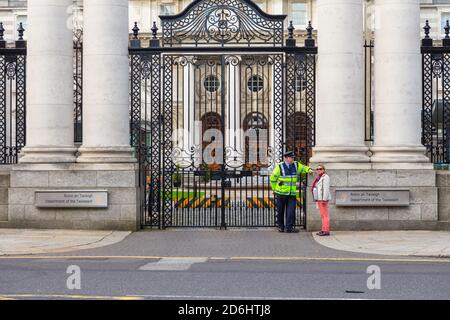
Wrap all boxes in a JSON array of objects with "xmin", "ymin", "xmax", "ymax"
[{"xmin": 312, "ymin": 186, "xmax": 319, "ymax": 202}]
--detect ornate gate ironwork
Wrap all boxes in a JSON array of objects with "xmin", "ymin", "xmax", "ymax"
[
  {"xmin": 422, "ymin": 20, "xmax": 450, "ymax": 165},
  {"xmin": 73, "ymin": 29, "xmax": 83, "ymax": 144},
  {"xmin": 130, "ymin": 0, "xmax": 317, "ymax": 228},
  {"xmin": 0, "ymin": 23, "xmax": 26, "ymax": 164}
]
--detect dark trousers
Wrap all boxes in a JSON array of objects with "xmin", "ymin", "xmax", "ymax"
[{"xmin": 276, "ymin": 194, "xmax": 296, "ymax": 230}]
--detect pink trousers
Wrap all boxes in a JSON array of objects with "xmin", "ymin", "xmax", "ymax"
[{"xmin": 317, "ymin": 201, "xmax": 330, "ymax": 232}]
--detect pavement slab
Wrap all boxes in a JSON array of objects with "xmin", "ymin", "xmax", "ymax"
[
  {"xmin": 25, "ymin": 228, "xmax": 449, "ymax": 261},
  {"xmin": 0, "ymin": 229, "xmax": 131, "ymax": 255},
  {"xmin": 312, "ymin": 231, "xmax": 450, "ymax": 258}
]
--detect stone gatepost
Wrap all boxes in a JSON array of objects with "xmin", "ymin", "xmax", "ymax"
[
  {"xmin": 308, "ymin": 0, "xmax": 438, "ymax": 231},
  {"xmin": 7, "ymin": 0, "xmax": 140, "ymax": 231}
]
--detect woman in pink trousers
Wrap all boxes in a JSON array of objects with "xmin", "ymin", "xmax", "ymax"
[{"xmin": 311, "ymin": 165, "xmax": 331, "ymax": 236}]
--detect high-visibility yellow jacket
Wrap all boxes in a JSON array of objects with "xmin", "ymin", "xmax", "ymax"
[{"xmin": 270, "ymin": 161, "xmax": 312, "ymax": 196}]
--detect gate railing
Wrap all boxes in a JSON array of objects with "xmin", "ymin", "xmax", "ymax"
[
  {"xmin": 129, "ymin": 17, "xmax": 317, "ymax": 228},
  {"xmin": 364, "ymin": 39, "xmax": 374, "ymax": 142},
  {"xmin": 73, "ymin": 29, "xmax": 83, "ymax": 144},
  {"xmin": 421, "ymin": 20, "xmax": 450, "ymax": 165},
  {"xmin": 0, "ymin": 23, "xmax": 26, "ymax": 164},
  {"xmin": 0, "ymin": 25, "xmax": 85, "ymax": 164}
]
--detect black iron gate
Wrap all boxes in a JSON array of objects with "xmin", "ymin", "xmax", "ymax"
[
  {"xmin": 422, "ymin": 20, "xmax": 450, "ymax": 165},
  {"xmin": 0, "ymin": 23, "xmax": 26, "ymax": 164},
  {"xmin": 130, "ymin": 0, "xmax": 317, "ymax": 228}
]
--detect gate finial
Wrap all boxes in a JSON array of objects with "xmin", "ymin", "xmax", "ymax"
[
  {"xmin": 151, "ymin": 22, "xmax": 158, "ymax": 39},
  {"xmin": 132, "ymin": 22, "xmax": 140, "ymax": 39},
  {"xmin": 305, "ymin": 21, "xmax": 315, "ymax": 48},
  {"xmin": 15, "ymin": 22, "xmax": 26, "ymax": 48},
  {"xmin": 424, "ymin": 20, "xmax": 431, "ymax": 39},
  {"xmin": 288, "ymin": 21, "xmax": 294, "ymax": 39},
  {"xmin": 0, "ymin": 22, "xmax": 4, "ymax": 41},
  {"xmin": 130, "ymin": 22, "xmax": 141, "ymax": 48},
  {"xmin": 286, "ymin": 21, "xmax": 296, "ymax": 47},
  {"xmin": 444, "ymin": 20, "xmax": 450, "ymax": 46},
  {"xmin": 17, "ymin": 22, "xmax": 24, "ymax": 40},
  {"xmin": 0, "ymin": 22, "xmax": 5, "ymax": 49},
  {"xmin": 422, "ymin": 20, "xmax": 433, "ymax": 47},
  {"xmin": 306, "ymin": 21, "xmax": 313, "ymax": 39},
  {"xmin": 150, "ymin": 21, "xmax": 160, "ymax": 48},
  {"xmin": 446, "ymin": 20, "xmax": 450, "ymax": 38}
]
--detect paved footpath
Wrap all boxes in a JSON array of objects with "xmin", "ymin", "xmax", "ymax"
[
  {"xmin": 313, "ymin": 231, "xmax": 450, "ymax": 258},
  {"xmin": 1, "ymin": 228, "xmax": 450, "ymax": 260},
  {"xmin": 0, "ymin": 229, "xmax": 130, "ymax": 255}
]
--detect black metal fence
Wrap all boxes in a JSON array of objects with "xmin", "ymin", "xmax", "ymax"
[
  {"xmin": 422, "ymin": 20, "xmax": 450, "ymax": 165},
  {"xmin": 73, "ymin": 29, "xmax": 83, "ymax": 144},
  {"xmin": 0, "ymin": 23, "xmax": 26, "ymax": 164},
  {"xmin": 0, "ymin": 25, "xmax": 84, "ymax": 164},
  {"xmin": 364, "ymin": 39, "xmax": 374, "ymax": 142}
]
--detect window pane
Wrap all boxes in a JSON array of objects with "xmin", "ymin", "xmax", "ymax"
[
  {"xmin": 291, "ymin": 3, "xmax": 307, "ymax": 26},
  {"xmin": 160, "ymin": 4, "xmax": 176, "ymax": 16}
]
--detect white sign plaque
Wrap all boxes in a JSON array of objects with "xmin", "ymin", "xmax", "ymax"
[
  {"xmin": 35, "ymin": 190, "xmax": 108, "ymax": 208},
  {"xmin": 335, "ymin": 188, "xmax": 410, "ymax": 207}
]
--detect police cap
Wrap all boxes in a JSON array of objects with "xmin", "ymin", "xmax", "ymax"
[{"xmin": 283, "ymin": 151, "xmax": 295, "ymax": 158}]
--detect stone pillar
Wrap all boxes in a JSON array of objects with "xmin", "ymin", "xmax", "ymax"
[
  {"xmin": 180, "ymin": 62, "xmax": 195, "ymax": 166},
  {"xmin": 19, "ymin": 0, "xmax": 77, "ymax": 163},
  {"xmin": 370, "ymin": 0, "xmax": 430, "ymax": 167},
  {"xmin": 310, "ymin": 0, "xmax": 370, "ymax": 165},
  {"xmin": 77, "ymin": 0, "xmax": 135, "ymax": 163},
  {"xmin": 226, "ymin": 63, "xmax": 244, "ymax": 168}
]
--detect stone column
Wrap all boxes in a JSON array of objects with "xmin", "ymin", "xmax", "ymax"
[
  {"xmin": 19, "ymin": 0, "xmax": 77, "ymax": 163},
  {"xmin": 370, "ymin": 0, "xmax": 430, "ymax": 166},
  {"xmin": 77, "ymin": 0, "xmax": 135, "ymax": 163},
  {"xmin": 310, "ymin": 0, "xmax": 370, "ymax": 165},
  {"xmin": 226, "ymin": 63, "xmax": 244, "ymax": 168},
  {"xmin": 180, "ymin": 62, "xmax": 195, "ymax": 166}
]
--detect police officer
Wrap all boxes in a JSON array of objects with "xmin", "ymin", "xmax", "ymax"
[{"xmin": 270, "ymin": 151, "xmax": 312, "ymax": 233}]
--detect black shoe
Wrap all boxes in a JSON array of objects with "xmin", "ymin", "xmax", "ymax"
[
  {"xmin": 278, "ymin": 227, "xmax": 285, "ymax": 233},
  {"xmin": 286, "ymin": 228, "xmax": 300, "ymax": 233}
]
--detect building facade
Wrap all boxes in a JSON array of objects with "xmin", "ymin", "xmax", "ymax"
[{"xmin": 2, "ymin": 1, "xmax": 450, "ymax": 41}]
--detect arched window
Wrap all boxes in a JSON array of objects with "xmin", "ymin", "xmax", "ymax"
[
  {"xmin": 201, "ymin": 112, "xmax": 222, "ymax": 170},
  {"xmin": 286, "ymin": 111, "xmax": 312, "ymax": 163}
]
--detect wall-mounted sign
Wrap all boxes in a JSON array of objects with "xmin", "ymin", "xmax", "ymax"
[
  {"xmin": 335, "ymin": 188, "xmax": 410, "ymax": 207},
  {"xmin": 35, "ymin": 190, "xmax": 108, "ymax": 208}
]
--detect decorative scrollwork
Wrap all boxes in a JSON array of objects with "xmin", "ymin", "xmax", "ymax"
[
  {"xmin": 224, "ymin": 146, "xmax": 245, "ymax": 168},
  {"xmin": 171, "ymin": 144, "xmax": 201, "ymax": 169},
  {"xmin": 224, "ymin": 55, "xmax": 240, "ymax": 66},
  {"xmin": 6, "ymin": 62, "xmax": 16, "ymax": 80},
  {"xmin": 161, "ymin": 0, "xmax": 284, "ymax": 47},
  {"xmin": 207, "ymin": 8, "xmax": 240, "ymax": 42},
  {"xmin": 432, "ymin": 58, "xmax": 443, "ymax": 78}
]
